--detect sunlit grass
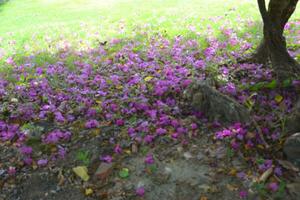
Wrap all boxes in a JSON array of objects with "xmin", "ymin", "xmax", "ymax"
[{"xmin": 0, "ymin": 0, "xmax": 298, "ymax": 65}]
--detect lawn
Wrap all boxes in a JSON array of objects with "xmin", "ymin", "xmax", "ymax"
[
  {"xmin": 0, "ymin": 1, "xmax": 300, "ymax": 199},
  {"xmin": 1, "ymin": 0, "xmax": 299, "ymax": 65},
  {"xmin": 0, "ymin": 0, "xmax": 264, "ymax": 62}
]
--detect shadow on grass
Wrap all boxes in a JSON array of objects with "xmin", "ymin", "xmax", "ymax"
[
  {"xmin": 2, "ymin": 18, "xmax": 299, "ymax": 77},
  {"xmin": 0, "ymin": 0, "xmax": 9, "ymax": 6},
  {"xmin": 0, "ymin": 0, "xmax": 10, "ymax": 12}
]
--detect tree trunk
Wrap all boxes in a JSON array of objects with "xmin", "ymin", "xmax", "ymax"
[{"xmin": 254, "ymin": 0, "xmax": 300, "ymax": 80}]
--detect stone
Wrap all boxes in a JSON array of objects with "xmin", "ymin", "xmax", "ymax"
[
  {"xmin": 286, "ymin": 183, "xmax": 300, "ymax": 200},
  {"xmin": 183, "ymin": 152, "xmax": 193, "ymax": 160},
  {"xmin": 283, "ymin": 133, "xmax": 300, "ymax": 166},
  {"xmin": 286, "ymin": 100, "xmax": 300, "ymax": 134},
  {"xmin": 94, "ymin": 163, "xmax": 113, "ymax": 180}
]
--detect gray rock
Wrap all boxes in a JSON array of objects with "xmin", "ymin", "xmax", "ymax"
[
  {"xmin": 286, "ymin": 100, "xmax": 300, "ymax": 135},
  {"xmin": 284, "ymin": 133, "xmax": 300, "ymax": 166}
]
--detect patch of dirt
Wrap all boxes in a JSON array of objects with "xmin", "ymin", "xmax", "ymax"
[{"xmin": 1, "ymin": 130, "xmax": 251, "ymax": 200}]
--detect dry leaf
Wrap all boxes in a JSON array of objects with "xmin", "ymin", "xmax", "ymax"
[
  {"xmin": 275, "ymin": 95, "xmax": 283, "ymax": 103},
  {"xmin": 85, "ymin": 188, "xmax": 93, "ymax": 196},
  {"xmin": 73, "ymin": 166, "xmax": 90, "ymax": 181},
  {"xmin": 259, "ymin": 167, "xmax": 273, "ymax": 182},
  {"xmin": 226, "ymin": 184, "xmax": 238, "ymax": 191},
  {"xmin": 144, "ymin": 76, "xmax": 153, "ymax": 82}
]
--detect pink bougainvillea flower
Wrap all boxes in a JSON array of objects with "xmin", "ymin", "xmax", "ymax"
[
  {"xmin": 156, "ymin": 128, "xmax": 167, "ymax": 136},
  {"xmin": 191, "ymin": 123, "xmax": 198, "ymax": 130},
  {"xmin": 85, "ymin": 119, "xmax": 99, "ymax": 129},
  {"xmin": 114, "ymin": 144, "xmax": 122, "ymax": 154},
  {"xmin": 37, "ymin": 159, "xmax": 48, "ymax": 167},
  {"xmin": 116, "ymin": 119, "xmax": 124, "ymax": 126},
  {"xmin": 20, "ymin": 146, "xmax": 33, "ymax": 155},
  {"xmin": 144, "ymin": 135, "xmax": 155, "ymax": 144},
  {"xmin": 239, "ymin": 190, "xmax": 248, "ymax": 199},
  {"xmin": 274, "ymin": 166, "xmax": 282, "ymax": 176},
  {"xmin": 23, "ymin": 157, "xmax": 33, "ymax": 165},
  {"xmin": 136, "ymin": 186, "xmax": 145, "ymax": 197},
  {"xmin": 42, "ymin": 130, "xmax": 71, "ymax": 144},
  {"xmin": 144, "ymin": 154, "xmax": 154, "ymax": 164},
  {"xmin": 268, "ymin": 182, "xmax": 279, "ymax": 192},
  {"xmin": 100, "ymin": 155, "xmax": 113, "ymax": 163},
  {"xmin": 215, "ymin": 129, "xmax": 232, "ymax": 139},
  {"xmin": 8, "ymin": 166, "xmax": 16, "ymax": 176}
]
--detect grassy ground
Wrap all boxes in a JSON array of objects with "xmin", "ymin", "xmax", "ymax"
[
  {"xmin": 0, "ymin": 0, "xmax": 260, "ymax": 61},
  {"xmin": 0, "ymin": 0, "xmax": 298, "ymax": 65}
]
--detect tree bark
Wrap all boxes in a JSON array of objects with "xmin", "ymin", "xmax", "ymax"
[
  {"xmin": 184, "ymin": 81, "xmax": 251, "ymax": 124},
  {"xmin": 253, "ymin": 0, "xmax": 299, "ymax": 80}
]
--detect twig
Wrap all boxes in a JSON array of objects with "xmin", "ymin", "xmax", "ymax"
[{"xmin": 252, "ymin": 119, "xmax": 270, "ymax": 149}]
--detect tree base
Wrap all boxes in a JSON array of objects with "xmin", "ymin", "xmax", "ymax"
[{"xmin": 184, "ymin": 81, "xmax": 251, "ymax": 124}]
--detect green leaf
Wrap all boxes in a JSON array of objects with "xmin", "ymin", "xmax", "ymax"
[
  {"xmin": 282, "ymin": 79, "xmax": 292, "ymax": 87},
  {"xmin": 76, "ymin": 150, "xmax": 90, "ymax": 166},
  {"xmin": 256, "ymin": 158, "xmax": 265, "ymax": 165},
  {"xmin": 148, "ymin": 164, "xmax": 157, "ymax": 173},
  {"xmin": 275, "ymin": 181, "xmax": 286, "ymax": 198},
  {"xmin": 265, "ymin": 80, "xmax": 277, "ymax": 89},
  {"xmin": 226, "ymin": 147, "xmax": 234, "ymax": 158},
  {"xmin": 119, "ymin": 168, "xmax": 129, "ymax": 178},
  {"xmin": 249, "ymin": 81, "xmax": 266, "ymax": 91},
  {"xmin": 19, "ymin": 74, "xmax": 25, "ymax": 83}
]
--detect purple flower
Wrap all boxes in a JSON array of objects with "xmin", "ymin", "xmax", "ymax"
[
  {"xmin": 42, "ymin": 130, "xmax": 71, "ymax": 144},
  {"xmin": 274, "ymin": 166, "xmax": 282, "ymax": 176},
  {"xmin": 145, "ymin": 154, "xmax": 154, "ymax": 164},
  {"xmin": 215, "ymin": 129, "xmax": 232, "ymax": 139},
  {"xmin": 114, "ymin": 144, "xmax": 122, "ymax": 154},
  {"xmin": 147, "ymin": 110, "xmax": 157, "ymax": 120},
  {"xmin": 86, "ymin": 108, "xmax": 97, "ymax": 118},
  {"xmin": 224, "ymin": 82, "xmax": 237, "ymax": 95},
  {"xmin": 85, "ymin": 119, "xmax": 99, "ymax": 129},
  {"xmin": 237, "ymin": 172, "xmax": 246, "ymax": 179},
  {"xmin": 144, "ymin": 135, "xmax": 155, "ymax": 144},
  {"xmin": 182, "ymin": 79, "xmax": 192, "ymax": 87},
  {"xmin": 57, "ymin": 146, "xmax": 67, "ymax": 159},
  {"xmin": 156, "ymin": 128, "xmax": 167, "ymax": 136},
  {"xmin": 136, "ymin": 186, "xmax": 145, "ymax": 197},
  {"xmin": 231, "ymin": 140, "xmax": 240, "ymax": 150},
  {"xmin": 128, "ymin": 127, "xmax": 136, "ymax": 138},
  {"xmin": 171, "ymin": 119, "xmax": 180, "ymax": 128},
  {"xmin": 0, "ymin": 131, "xmax": 16, "ymax": 141},
  {"xmin": 194, "ymin": 60, "xmax": 205, "ymax": 69},
  {"xmin": 110, "ymin": 75, "xmax": 120, "ymax": 85},
  {"xmin": 191, "ymin": 123, "xmax": 198, "ymax": 130},
  {"xmin": 8, "ymin": 166, "xmax": 16, "ymax": 176},
  {"xmin": 171, "ymin": 132, "xmax": 179, "ymax": 139},
  {"xmin": 100, "ymin": 155, "xmax": 113, "ymax": 163},
  {"xmin": 37, "ymin": 159, "xmax": 48, "ymax": 167},
  {"xmin": 177, "ymin": 127, "xmax": 187, "ymax": 134},
  {"xmin": 204, "ymin": 47, "xmax": 216, "ymax": 59},
  {"xmin": 23, "ymin": 157, "xmax": 33, "ymax": 165},
  {"xmin": 239, "ymin": 190, "xmax": 248, "ymax": 199},
  {"xmin": 20, "ymin": 146, "xmax": 33, "ymax": 155},
  {"xmin": 54, "ymin": 111, "xmax": 65, "ymax": 123},
  {"xmin": 268, "ymin": 182, "xmax": 279, "ymax": 192},
  {"xmin": 116, "ymin": 119, "xmax": 124, "ymax": 126}
]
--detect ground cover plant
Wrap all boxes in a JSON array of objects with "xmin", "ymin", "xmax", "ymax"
[{"xmin": 0, "ymin": 0, "xmax": 300, "ymax": 199}]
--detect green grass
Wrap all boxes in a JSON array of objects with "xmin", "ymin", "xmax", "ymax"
[{"xmin": 0, "ymin": 0, "xmax": 299, "ymax": 64}]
